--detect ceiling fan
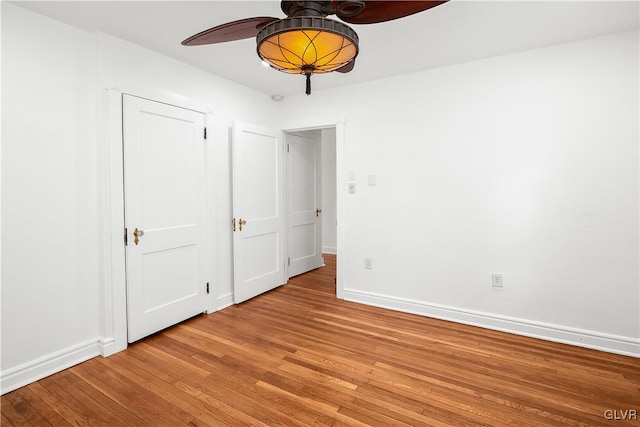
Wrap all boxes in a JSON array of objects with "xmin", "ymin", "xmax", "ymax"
[{"xmin": 182, "ymin": 1, "xmax": 448, "ymax": 95}]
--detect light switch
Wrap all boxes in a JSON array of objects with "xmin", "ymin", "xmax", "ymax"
[
  {"xmin": 348, "ymin": 183, "xmax": 356, "ymax": 194},
  {"xmin": 349, "ymin": 170, "xmax": 356, "ymax": 181},
  {"xmin": 368, "ymin": 175, "xmax": 376, "ymax": 186}
]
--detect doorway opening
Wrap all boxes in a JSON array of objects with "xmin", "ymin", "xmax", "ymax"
[{"xmin": 284, "ymin": 127, "xmax": 338, "ymax": 289}]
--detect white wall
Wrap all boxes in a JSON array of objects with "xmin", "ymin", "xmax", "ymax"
[
  {"xmin": 321, "ymin": 128, "xmax": 337, "ymax": 254},
  {"xmin": 1, "ymin": 3, "xmax": 280, "ymax": 393},
  {"xmin": 2, "ymin": 3, "xmax": 101, "ymax": 386},
  {"xmin": 281, "ymin": 30, "xmax": 640, "ymax": 356}
]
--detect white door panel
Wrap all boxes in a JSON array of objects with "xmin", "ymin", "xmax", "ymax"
[
  {"xmin": 287, "ymin": 133, "xmax": 323, "ymax": 277},
  {"xmin": 233, "ymin": 121, "xmax": 285, "ymax": 303},
  {"xmin": 123, "ymin": 94, "xmax": 207, "ymax": 342}
]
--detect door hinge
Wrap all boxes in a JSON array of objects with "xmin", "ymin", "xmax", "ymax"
[
  {"xmin": 287, "ymin": 144, "xmax": 290, "ymax": 153},
  {"xmin": 288, "ymin": 257, "xmax": 291, "ymax": 267},
  {"xmin": 204, "ymin": 127, "xmax": 207, "ymax": 140},
  {"xmin": 206, "ymin": 282, "xmax": 210, "ymax": 294},
  {"xmin": 124, "ymin": 228, "xmax": 128, "ymax": 246}
]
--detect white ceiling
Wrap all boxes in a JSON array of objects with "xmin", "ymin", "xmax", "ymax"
[{"xmin": 11, "ymin": 1, "xmax": 640, "ymax": 97}]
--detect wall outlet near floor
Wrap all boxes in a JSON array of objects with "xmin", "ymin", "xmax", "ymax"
[
  {"xmin": 492, "ymin": 273, "xmax": 503, "ymax": 288},
  {"xmin": 364, "ymin": 258, "xmax": 373, "ymax": 270}
]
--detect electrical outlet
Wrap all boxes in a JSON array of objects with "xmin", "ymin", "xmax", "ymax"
[
  {"xmin": 364, "ymin": 258, "xmax": 373, "ymax": 270},
  {"xmin": 492, "ymin": 273, "xmax": 503, "ymax": 288}
]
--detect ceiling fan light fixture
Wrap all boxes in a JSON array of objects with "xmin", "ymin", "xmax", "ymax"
[{"xmin": 257, "ymin": 17, "xmax": 359, "ymax": 94}]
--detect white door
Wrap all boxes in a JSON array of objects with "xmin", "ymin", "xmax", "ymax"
[
  {"xmin": 286, "ymin": 133, "xmax": 323, "ymax": 277},
  {"xmin": 123, "ymin": 94, "xmax": 208, "ymax": 342},
  {"xmin": 232, "ymin": 121, "xmax": 285, "ymax": 303}
]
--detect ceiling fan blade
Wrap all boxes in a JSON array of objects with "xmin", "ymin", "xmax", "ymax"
[
  {"xmin": 182, "ymin": 17, "xmax": 279, "ymax": 46},
  {"xmin": 335, "ymin": 1, "xmax": 448, "ymax": 24},
  {"xmin": 335, "ymin": 60, "xmax": 356, "ymax": 73}
]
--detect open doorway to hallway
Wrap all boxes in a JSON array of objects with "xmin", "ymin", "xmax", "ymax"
[{"xmin": 285, "ymin": 127, "xmax": 337, "ymax": 284}]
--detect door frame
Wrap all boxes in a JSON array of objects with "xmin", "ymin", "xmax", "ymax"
[
  {"xmin": 99, "ymin": 86, "xmax": 216, "ymax": 356},
  {"xmin": 282, "ymin": 119, "xmax": 346, "ymax": 299}
]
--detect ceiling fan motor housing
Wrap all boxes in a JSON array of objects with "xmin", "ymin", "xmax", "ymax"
[
  {"xmin": 281, "ymin": 1, "xmax": 367, "ymax": 18},
  {"xmin": 281, "ymin": 1, "xmax": 333, "ymax": 17}
]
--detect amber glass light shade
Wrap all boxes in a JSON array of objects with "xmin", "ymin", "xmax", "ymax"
[{"xmin": 257, "ymin": 17, "xmax": 358, "ymax": 75}]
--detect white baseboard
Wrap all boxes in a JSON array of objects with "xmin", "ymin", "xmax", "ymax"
[
  {"xmin": 1, "ymin": 339, "xmax": 101, "ymax": 395},
  {"xmin": 343, "ymin": 288, "xmax": 640, "ymax": 358},
  {"xmin": 99, "ymin": 336, "xmax": 127, "ymax": 357},
  {"xmin": 217, "ymin": 292, "xmax": 234, "ymax": 310},
  {"xmin": 99, "ymin": 336, "xmax": 115, "ymax": 357},
  {"xmin": 322, "ymin": 246, "xmax": 337, "ymax": 255}
]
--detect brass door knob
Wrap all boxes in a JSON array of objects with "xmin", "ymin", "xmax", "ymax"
[{"xmin": 133, "ymin": 228, "xmax": 144, "ymax": 245}]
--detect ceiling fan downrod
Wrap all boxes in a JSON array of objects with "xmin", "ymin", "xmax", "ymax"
[{"xmin": 303, "ymin": 66, "xmax": 314, "ymax": 95}]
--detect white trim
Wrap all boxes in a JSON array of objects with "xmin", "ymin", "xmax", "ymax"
[
  {"xmin": 217, "ymin": 292, "xmax": 234, "ymax": 311},
  {"xmin": 343, "ymin": 288, "xmax": 640, "ymax": 358},
  {"xmin": 1, "ymin": 339, "xmax": 101, "ymax": 395},
  {"xmin": 101, "ymin": 87, "xmax": 128, "ymax": 356},
  {"xmin": 283, "ymin": 130, "xmax": 290, "ymax": 282},
  {"xmin": 98, "ymin": 337, "xmax": 118, "ymax": 361},
  {"xmin": 205, "ymin": 112, "xmax": 217, "ymax": 314},
  {"xmin": 322, "ymin": 246, "xmax": 337, "ymax": 255},
  {"xmin": 334, "ymin": 120, "xmax": 346, "ymax": 299}
]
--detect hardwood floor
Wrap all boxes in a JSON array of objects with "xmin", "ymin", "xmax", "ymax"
[{"xmin": 2, "ymin": 254, "xmax": 639, "ymax": 426}]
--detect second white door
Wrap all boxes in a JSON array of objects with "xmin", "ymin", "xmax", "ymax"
[
  {"xmin": 232, "ymin": 121, "xmax": 286, "ymax": 303},
  {"xmin": 286, "ymin": 132, "xmax": 323, "ymax": 277}
]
